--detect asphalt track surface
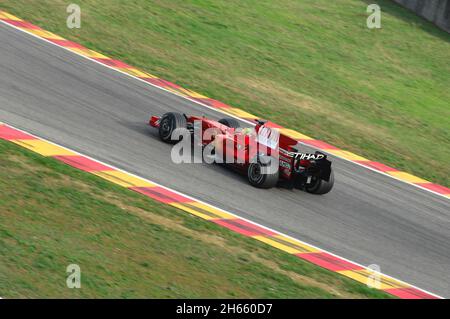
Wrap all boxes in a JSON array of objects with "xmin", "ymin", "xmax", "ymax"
[{"xmin": 1, "ymin": 23, "xmax": 449, "ymax": 297}]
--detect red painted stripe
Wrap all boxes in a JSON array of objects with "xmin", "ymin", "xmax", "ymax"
[
  {"xmin": 141, "ymin": 77, "xmax": 165, "ymax": 86},
  {"xmin": 207, "ymin": 99, "xmax": 232, "ymax": 109},
  {"xmin": 53, "ymin": 155, "xmax": 113, "ymax": 172},
  {"xmin": 0, "ymin": 125, "xmax": 36, "ymax": 140},
  {"xmin": 2, "ymin": 19, "xmax": 41, "ymax": 30},
  {"xmin": 300, "ymin": 139, "xmax": 340, "ymax": 150},
  {"xmin": 131, "ymin": 186, "xmax": 193, "ymax": 203},
  {"xmin": 158, "ymin": 79, "xmax": 183, "ymax": 89},
  {"xmin": 296, "ymin": 252, "xmax": 364, "ymax": 272},
  {"xmin": 46, "ymin": 38, "xmax": 86, "ymax": 49},
  {"xmin": 415, "ymin": 183, "xmax": 450, "ymax": 195},
  {"xmin": 212, "ymin": 218, "xmax": 276, "ymax": 237},
  {"xmin": 172, "ymin": 96, "xmax": 232, "ymax": 109},
  {"xmin": 384, "ymin": 287, "xmax": 438, "ymax": 299},
  {"xmin": 94, "ymin": 58, "xmax": 133, "ymax": 69},
  {"xmin": 355, "ymin": 160, "xmax": 399, "ymax": 172}
]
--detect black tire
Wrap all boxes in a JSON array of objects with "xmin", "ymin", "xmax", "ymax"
[
  {"xmin": 218, "ymin": 117, "xmax": 240, "ymax": 129},
  {"xmin": 305, "ymin": 170, "xmax": 334, "ymax": 195},
  {"xmin": 247, "ymin": 156, "xmax": 279, "ymax": 189},
  {"xmin": 158, "ymin": 112, "xmax": 187, "ymax": 144}
]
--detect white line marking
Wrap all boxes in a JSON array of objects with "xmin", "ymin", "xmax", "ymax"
[
  {"xmin": 1, "ymin": 121, "xmax": 443, "ymax": 299},
  {"xmin": 0, "ymin": 20, "xmax": 448, "ymax": 200}
]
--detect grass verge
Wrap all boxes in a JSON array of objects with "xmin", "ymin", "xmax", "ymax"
[
  {"xmin": 0, "ymin": 139, "xmax": 391, "ymax": 298},
  {"xmin": 1, "ymin": 0, "xmax": 449, "ymax": 186}
]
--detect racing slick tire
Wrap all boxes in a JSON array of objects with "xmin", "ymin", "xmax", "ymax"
[
  {"xmin": 247, "ymin": 156, "xmax": 279, "ymax": 189},
  {"xmin": 218, "ymin": 117, "xmax": 240, "ymax": 129},
  {"xmin": 305, "ymin": 170, "xmax": 334, "ymax": 195},
  {"xmin": 158, "ymin": 112, "xmax": 187, "ymax": 144}
]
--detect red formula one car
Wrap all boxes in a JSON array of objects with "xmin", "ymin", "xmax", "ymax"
[{"xmin": 149, "ymin": 112, "xmax": 334, "ymax": 194}]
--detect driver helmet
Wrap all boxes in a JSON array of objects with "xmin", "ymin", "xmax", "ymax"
[{"xmin": 241, "ymin": 127, "xmax": 254, "ymax": 136}]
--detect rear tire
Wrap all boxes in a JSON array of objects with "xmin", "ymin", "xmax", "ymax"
[
  {"xmin": 247, "ymin": 156, "xmax": 278, "ymax": 189},
  {"xmin": 158, "ymin": 112, "xmax": 187, "ymax": 144},
  {"xmin": 305, "ymin": 170, "xmax": 334, "ymax": 195},
  {"xmin": 218, "ymin": 117, "xmax": 240, "ymax": 129}
]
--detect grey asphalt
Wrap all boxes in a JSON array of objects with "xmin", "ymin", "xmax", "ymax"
[{"xmin": 1, "ymin": 23, "xmax": 449, "ymax": 297}]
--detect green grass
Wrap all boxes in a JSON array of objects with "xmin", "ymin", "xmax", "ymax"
[
  {"xmin": 0, "ymin": 139, "xmax": 391, "ymax": 298},
  {"xmin": 2, "ymin": 0, "xmax": 449, "ymax": 186}
]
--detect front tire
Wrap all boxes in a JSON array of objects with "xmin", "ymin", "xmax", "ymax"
[
  {"xmin": 305, "ymin": 170, "xmax": 334, "ymax": 195},
  {"xmin": 158, "ymin": 112, "xmax": 187, "ymax": 144}
]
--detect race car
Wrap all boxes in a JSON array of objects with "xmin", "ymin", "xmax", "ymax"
[{"xmin": 149, "ymin": 112, "xmax": 334, "ymax": 194}]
